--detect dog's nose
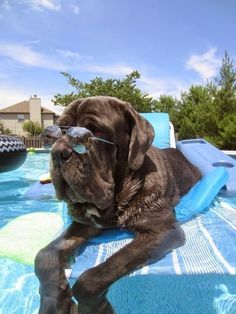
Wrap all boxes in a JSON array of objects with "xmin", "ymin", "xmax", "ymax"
[{"xmin": 51, "ymin": 142, "xmax": 72, "ymax": 164}]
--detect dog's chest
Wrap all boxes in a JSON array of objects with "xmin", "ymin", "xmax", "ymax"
[{"xmin": 68, "ymin": 204, "xmax": 115, "ymax": 229}]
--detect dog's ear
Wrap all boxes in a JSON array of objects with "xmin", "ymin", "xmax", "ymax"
[{"xmin": 124, "ymin": 103, "xmax": 155, "ymax": 170}]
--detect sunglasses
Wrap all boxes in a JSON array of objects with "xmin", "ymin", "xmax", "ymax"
[{"xmin": 41, "ymin": 125, "xmax": 115, "ymax": 154}]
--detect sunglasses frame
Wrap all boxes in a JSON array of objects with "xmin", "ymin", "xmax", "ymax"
[{"xmin": 42, "ymin": 125, "xmax": 115, "ymax": 154}]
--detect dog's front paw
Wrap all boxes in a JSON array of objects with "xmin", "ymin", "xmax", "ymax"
[
  {"xmin": 72, "ymin": 267, "xmax": 115, "ymax": 314},
  {"xmin": 38, "ymin": 295, "xmax": 78, "ymax": 314},
  {"xmin": 77, "ymin": 298, "xmax": 114, "ymax": 314}
]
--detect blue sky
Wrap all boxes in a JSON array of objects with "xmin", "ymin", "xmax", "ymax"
[{"xmin": 0, "ymin": 0, "xmax": 236, "ymax": 113}]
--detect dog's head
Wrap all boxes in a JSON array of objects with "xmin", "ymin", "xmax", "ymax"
[{"xmin": 49, "ymin": 96, "xmax": 154, "ymax": 210}]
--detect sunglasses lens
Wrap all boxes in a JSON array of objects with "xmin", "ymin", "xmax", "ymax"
[
  {"xmin": 68, "ymin": 135, "xmax": 89, "ymax": 154},
  {"xmin": 72, "ymin": 144, "xmax": 89, "ymax": 154},
  {"xmin": 67, "ymin": 127, "xmax": 93, "ymax": 154},
  {"xmin": 41, "ymin": 126, "xmax": 99, "ymax": 153},
  {"xmin": 44, "ymin": 125, "xmax": 62, "ymax": 137},
  {"xmin": 67, "ymin": 127, "xmax": 93, "ymax": 139},
  {"xmin": 41, "ymin": 125, "xmax": 62, "ymax": 149}
]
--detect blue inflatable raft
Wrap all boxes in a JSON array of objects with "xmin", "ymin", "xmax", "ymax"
[{"xmin": 177, "ymin": 138, "xmax": 236, "ymax": 194}]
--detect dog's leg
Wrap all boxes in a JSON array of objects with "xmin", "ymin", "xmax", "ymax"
[
  {"xmin": 34, "ymin": 221, "xmax": 101, "ymax": 314},
  {"xmin": 72, "ymin": 222, "xmax": 185, "ymax": 314}
]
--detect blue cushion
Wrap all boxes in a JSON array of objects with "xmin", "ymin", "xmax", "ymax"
[{"xmin": 141, "ymin": 113, "xmax": 170, "ymax": 148}]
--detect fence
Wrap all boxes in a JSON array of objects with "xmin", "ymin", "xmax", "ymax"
[{"xmin": 19, "ymin": 136, "xmax": 44, "ymax": 148}]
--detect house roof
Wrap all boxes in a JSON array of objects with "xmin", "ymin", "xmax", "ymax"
[{"xmin": 0, "ymin": 100, "xmax": 59, "ymax": 115}]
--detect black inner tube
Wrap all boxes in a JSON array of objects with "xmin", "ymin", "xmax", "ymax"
[{"xmin": 0, "ymin": 136, "xmax": 27, "ymax": 173}]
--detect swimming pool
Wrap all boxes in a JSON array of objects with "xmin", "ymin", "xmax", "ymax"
[
  {"xmin": 0, "ymin": 153, "xmax": 236, "ymax": 314},
  {"xmin": 0, "ymin": 153, "xmax": 63, "ymax": 314}
]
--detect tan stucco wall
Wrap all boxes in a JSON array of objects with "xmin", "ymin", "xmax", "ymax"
[
  {"xmin": 0, "ymin": 113, "xmax": 30, "ymax": 135},
  {"xmin": 42, "ymin": 113, "xmax": 56, "ymax": 127},
  {"xmin": 0, "ymin": 113, "xmax": 57, "ymax": 135}
]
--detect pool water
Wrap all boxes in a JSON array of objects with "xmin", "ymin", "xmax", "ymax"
[
  {"xmin": 0, "ymin": 153, "xmax": 236, "ymax": 314},
  {"xmin": 0, "ymin": 153, "xmax": 63, "ymax": 314}
]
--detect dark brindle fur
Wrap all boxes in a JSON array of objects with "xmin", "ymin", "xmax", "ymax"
[{"xmin": 35, "ymin": 96, "xmax": 201, "ymax": 314}]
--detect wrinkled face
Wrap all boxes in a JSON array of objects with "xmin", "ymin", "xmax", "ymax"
[{"xmin": 49, "ymin": 96, "xmax": 154, "ymax": 211}]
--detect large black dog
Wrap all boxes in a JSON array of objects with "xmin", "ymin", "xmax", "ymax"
[{"xmin": 35, "ymin": 96, "xmax": 201, "ymax": 313}]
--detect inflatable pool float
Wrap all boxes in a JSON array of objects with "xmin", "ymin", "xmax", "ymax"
[
  {"xmin": 0, "ymin": 135, "xmax": 27, "ymax": 172},
  {"xmin": 177, "ymin": 139, "xmax": 236, "ymax": 194},
  {"xmin": 0, "ymin": 212, "xmax": 64, "ymax": 265}
]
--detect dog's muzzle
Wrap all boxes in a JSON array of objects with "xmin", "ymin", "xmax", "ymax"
[{"xmin": 51, "ymin": 141, "xmax": 73, "ymax": 165}]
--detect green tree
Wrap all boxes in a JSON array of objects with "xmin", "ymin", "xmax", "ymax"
[
  {"xmin": 213, "ymin": 51, "xmax": 236, "ymax": 115},
  {"xmin": 0, "ymin": 121, "xmax": 11, "ymax": 135},
  {"xmin": 178, "ymin": 85, "xmax": 215, "ymax": 139},
  {"xmin": 23, "ymin": 120, "xmax": 43, "ymax": 136},
  {"xmin": 52, "ymin": 71, "xmax": 158, "ymax": 112},
  {"xmin": 217, "ymin": 113, "xmax": 236, "ymax": 149},
  {"xmin": 207, "ymin": 51, "xmax": 236, "ymax": 148},
  {"xmin": 178, "ymin": 52, "xmax": 236, "ymax": 149},
  {"xmin": 178, "ymin": 117, "xmax": 196, "ymax": 139}
]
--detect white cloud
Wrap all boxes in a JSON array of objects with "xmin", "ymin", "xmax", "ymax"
[
  {"xmin": 0, "ymin": 43, "xmax": 69, "ymax": 71},
  {"xmin": 186, "ymin": 48, "xmax": 221, "ymax": 81},
  {"xmin": 56, "ymin": 49, "xmax": 84, "ymax": 61},
  {"xmin": 0, "ymin": 0, "xmax": 62, "ymax": 11},
  {"xmin": 26, "ymin": 0, "xmax": 61, "ymax": 11},
  {"xmin": 84, "ymin": 64, "xmax": 134, "ymax": 76},
  {"xmin": 0, "ymin": 87, "xmax": 29, "ymax": 109},
  {"xmin": 57, "ymin": 50, "xmax": 134, "ymax": 76},
  {"xmin": 0, "ymin": 85, "xmax": 62, "ymax": 114},
  {"xmin": 0, "ymin": 0, "xmax": 10, "ymax": 17},
  {"xmin": 0, "ymin": 0, "xmax": 82, "ymax": 13},
  {"xmin": 72, "ymin": 4, "xmax": 80, "ymax": 15},
  {"xmin": 0, "ymin": 42, "xmax": 192, "ymax": 102},
  {"xmin": 138, "ymin": 75, "xmax": 189, "ymax": 99},
  {"xmin": 0, "ymin": 43, "xmax": 134, "ymax": 77},
  {"xmin": 1, "ymin": 0, "xmax": 10, "ymax": 9}
]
